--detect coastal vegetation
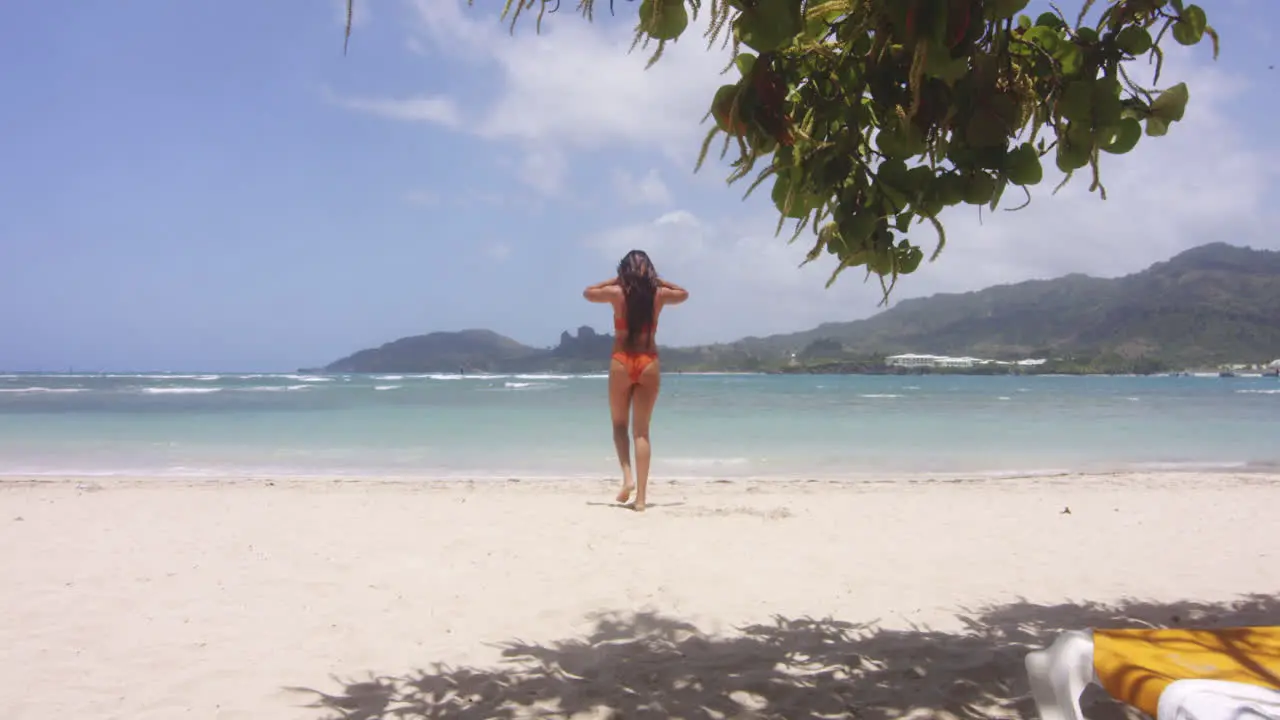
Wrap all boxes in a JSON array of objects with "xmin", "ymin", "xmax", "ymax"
[
  {"xmin": 321, "ymin": 243, "xmax": 1280, "ymax": 375},
  {"xmin": 343, "ymin": 0, "xmax": 1218, "ymax": 300}
]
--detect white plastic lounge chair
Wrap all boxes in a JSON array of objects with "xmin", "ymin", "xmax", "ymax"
[{"xmin": 1025, "ymin": 627, "xmax": 1280, "ymax": 720}]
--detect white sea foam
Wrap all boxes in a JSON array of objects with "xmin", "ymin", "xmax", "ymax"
[
  {"xmin": 426, "ymin": 373, "xmax": 511, "ymax": 380},
  {"xmin": 997, "ymin": 396, "xmax": 1012, "ymax": 401},
  {"xmin": 0, "ymin": 387, "xmax": 87, "ymax": 394},
  {"xmin": 1127, "ymin": 460, "xmax": 1251, "ymax": 471},
  {"xmin": 505, "ymin": 382, "xmax": 535, "ymax": 389},
  {"xmin": 374, "ymin": 375, "xmax": 404, "ymax": 381},
  {"xmin": 1238, "ymin": 389, "xmax": 1280, "ymax": 395},
  {"xmin": 514, "ymin": 374, "xmax": 572, "ymax": 380},
  {"xmin": 666, "ymin": 456, "xmax": 753, "ymax": 468},
  {"xmin": 236, "ymin": 385, "xmax": 310, "ymax": 393},
  {"xmin": 684, "ymin": 371, "xmax": 763, "ymax": 376},
  {"xmin": 374, "ymin": 385, "xmax": 401, "ymax": 391},
  {"xmin": 859, "ymin": 393, "xmax": 902, "ymax": 399},
  {"xmin": 106, "ymin": 374, "xmax": 221, "ymax": 380},
  {"xmin": 141, "ymin": 387, "xmax": 222, "ymax": 395}
]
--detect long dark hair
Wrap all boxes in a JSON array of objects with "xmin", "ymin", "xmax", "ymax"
[{"xmin": 617, "ymin": 249, "xmax": 659, "ymax": 346}]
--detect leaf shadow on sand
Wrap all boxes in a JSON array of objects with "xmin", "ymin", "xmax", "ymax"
[{"xmin": 288, "ymin": 594, "xmax": 1279, "ymax": 720}]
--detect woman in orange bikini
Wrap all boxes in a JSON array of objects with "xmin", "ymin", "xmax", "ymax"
[{"xmin": 583, "ymin": 250, "xmax": 689, "ymax": 511}]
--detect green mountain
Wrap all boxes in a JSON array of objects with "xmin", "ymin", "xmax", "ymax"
[
  {"xmin": 324, "ymin": 329, "xmax": 538, "ymax": 373},
  {"xmin": 319, "ymin": 243, "xmax": 1280, "ymax": 374},
  {"xmin": 739, "ymin": 242, "xmax": 1280, "ymax": 368}
]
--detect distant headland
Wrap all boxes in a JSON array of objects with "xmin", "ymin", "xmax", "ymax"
[{"xmin": 309, "ymin": 243, "xmax": 1280, "ymax": 376}]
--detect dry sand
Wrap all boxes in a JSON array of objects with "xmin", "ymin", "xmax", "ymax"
[{"xmin": 1, "ymin": 472, "xmax": 1277, "ymax": 719}]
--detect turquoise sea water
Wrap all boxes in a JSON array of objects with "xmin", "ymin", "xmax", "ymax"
[{"xmin": 0, "ymin": 372, "xmax": 1277, "ymax": 480}]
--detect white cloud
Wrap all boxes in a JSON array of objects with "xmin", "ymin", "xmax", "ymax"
[
  {"xmin": 613, "ymin": 168, "xmax": 672, "ymax": 206},
  {"xmin": 405, "ymin": 0, "xmax": 498, "ymax": 59},
  {"xmin": 339, "ymin": 0, "xmax": 734, "ymax": 182},
  {"xmin": 517, "ymin": 148, "xmax": 568, "ymax": 196},
  {"xmin": 331, "ymin": 92, "xmax": 461, "ymax": 126},
  {"xmin": 465, "ymin": 23, "xmax": 727, "ymax": 155}
]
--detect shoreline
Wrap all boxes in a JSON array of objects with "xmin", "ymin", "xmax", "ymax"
[
  {"xmin": 2, "ymin": 471, "xmax": 1277, "ymax": 718},
  {"xmin": 2, "ymin": 467, "xmax": 1278, "ymax": 490}
]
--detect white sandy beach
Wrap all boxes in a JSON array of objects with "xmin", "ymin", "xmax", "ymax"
[{"xmin": 2, "ymin": 472, "xmax": 1278, "ymax": 719}]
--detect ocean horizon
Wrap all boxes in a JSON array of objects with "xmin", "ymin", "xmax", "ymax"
[{"xmin": 1, "ymin": 371, "xmax": 1277, "ymax": 481}]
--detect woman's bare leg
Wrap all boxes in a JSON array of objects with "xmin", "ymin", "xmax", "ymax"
[
  {"xmin": 629, "ymin": 361, "xmax": 661, "ymax": 512},
  {"xmin": 607, "ymin": 360, "xmax": 635, "ymax": 503}
]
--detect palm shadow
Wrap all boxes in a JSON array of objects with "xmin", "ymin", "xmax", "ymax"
[{"xmin": 288, "ymin": 594, "xmax": 1279, "ymax": 720}]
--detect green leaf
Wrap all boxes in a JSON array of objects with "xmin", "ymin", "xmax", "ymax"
[
  {"xmin": 1091, "ymin": 87, "xmax": 1124, "ymax": 127},
  {"xmin": 1058, "ymin": 80, "xmax": 1094, "ymax": 124},
  {"xmin": 1035, "ymin": 12, "xmax": 1063, "ymax": 29},
  {"xmin": 1183, "ymin": 4, "xmax": 1207, "ymax": 35},
  {"xmin": 1116, "ymin": 26, "xmax": 1153, "ymax": 55},
  {"xmin": 988, "ymin": 176, "xmax": 1008, "ymax": 211},
  {"xmin": 1171, "ymin": 5, "xmax": 1206, "ymax": 46},
  {"xmin": 735, "ymin": 53, "xmax": 757, "ymax": 76},
  {"xmin": 1055, "ymin": 42, "xmax": 1083, "ymax": 75},
  {"xmin": 734, "ymin": 0, "xmax": 802, "ymax": 52},
  {"xmin": 1101, "ymin": 117, "xmax": 1142, "ymax": 154},
  {"xmin": 1171, "ymin": 20, "xmax": 1201, "ymax": 45},
  {"xmin": 1150, "ymin": 82, "xmax": 1189, "ymax": 123},
  {"xmin": 898, "ymin": 245, "xmax": 925, "ymax": 274},
  {"xmin": 1022, "ymin": 25, "xmax": 1060, "ymax": 53},
  {"xmin": 638, "ymin": 0, "xmax": 688, "ymax": 41},
  {"xmin": 1145, "ymin": 116, "xmax": 1170, "ymax": 137},
  {"xmin": 1004, "ymin": 142, "xmax": 1043, "ymax": 185}
]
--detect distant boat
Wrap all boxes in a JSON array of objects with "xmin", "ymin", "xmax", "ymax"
[
  {"xmin": 1219, "ymin": 371, "xmax": 1237, "ymax": 378},
  {"xmin": 1265, "ymin": 368, "xmax": 1279, "ymax": 378}
]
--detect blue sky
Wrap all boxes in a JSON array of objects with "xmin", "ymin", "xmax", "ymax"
[{"xmin": 2, "ymin": 0, "xmax": 1277, "ymax": 371}]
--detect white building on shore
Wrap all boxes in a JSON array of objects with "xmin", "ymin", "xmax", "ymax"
[{"xmin": 885, "ymin": 353, "xmax": 1047, "ymax": 369}]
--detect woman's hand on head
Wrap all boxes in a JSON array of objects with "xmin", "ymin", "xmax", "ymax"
[{"xmin": 583, "ymin": 280, "xmax": 621, "ymax": 304}]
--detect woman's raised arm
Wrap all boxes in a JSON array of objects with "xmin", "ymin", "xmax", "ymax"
[
  {"xmin": 583, "ymin": 277, "xmax": 620, "ymax": 304},
  {"xmin": 658, "ymin": 279, "xmax": 689, "ymax": 305}
]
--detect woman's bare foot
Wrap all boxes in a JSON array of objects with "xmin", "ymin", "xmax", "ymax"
[
  {"xmin": 616, "ymin": 481, "xmax": 634, "ymax": 504},
  {"xmin": 632, "ymin": 501, "xmax": 646, "ymax": 512}
]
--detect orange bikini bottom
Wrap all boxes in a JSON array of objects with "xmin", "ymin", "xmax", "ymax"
[{"xmin": 611, "ymin": 351, "xmax": 658, "ymax": 384}]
